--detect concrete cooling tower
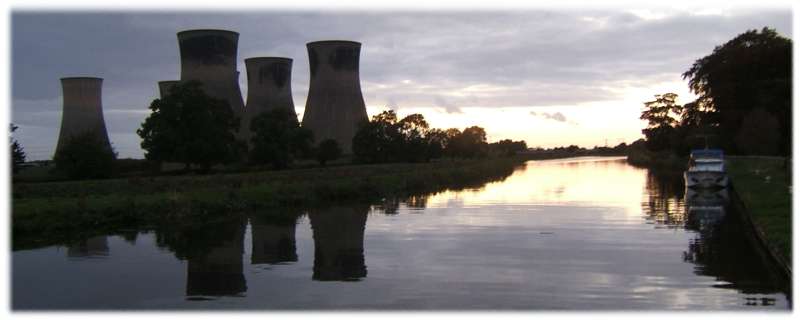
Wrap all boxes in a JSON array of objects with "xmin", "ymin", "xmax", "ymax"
[
  {"xmin": 158, "ymin": 80, "xmax": 179, "ymax": 99},
  {"xmin": 177, "ymin": 29, "xmax": 245, "ymax": 122},
  {"xmin": 242, "ymin": 57, "xmax": 296, "ymax": 141},
  {"xmin": 244, "ymin": 57, "xmax": 296, "ymax": 118},
  {"xmin": 302, "ymin": 40, "xmax": 368, "ymax": 153},
  {"xmin": 55, "ymin": 77, "xmax": 112, "ymax": 156}
]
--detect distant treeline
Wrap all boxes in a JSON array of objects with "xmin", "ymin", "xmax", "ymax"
[{"xmin": 521, "ymin": 142, "xmax": 632, "ymax": 160}]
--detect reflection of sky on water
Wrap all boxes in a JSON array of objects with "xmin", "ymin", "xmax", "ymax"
[{"xmin": 428, "ymin": 157, "xmax": 643, "ymax": 209}]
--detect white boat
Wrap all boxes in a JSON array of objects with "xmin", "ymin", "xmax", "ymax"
[{"xmin": 684, "ymin": 149, "xmax": 728, "ymax": 189}]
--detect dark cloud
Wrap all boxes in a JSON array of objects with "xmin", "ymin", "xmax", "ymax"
[{"xmin": 11, "ymin": 10, "xmax": 792, "ymax": 159}]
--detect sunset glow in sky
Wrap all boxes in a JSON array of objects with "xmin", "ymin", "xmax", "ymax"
[{"xmin": 10, "ymin": 7, "xmax": 792, "ymax": 159}]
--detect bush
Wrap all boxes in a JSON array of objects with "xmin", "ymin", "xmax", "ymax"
[{"xmin": 316, "ymin": 139, "xmax": 342, "ymax": 166}]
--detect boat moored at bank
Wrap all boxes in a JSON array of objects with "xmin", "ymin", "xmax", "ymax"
[{"xmin": 684, "ymin": 149, "xmax": 728, "ymax": 189}]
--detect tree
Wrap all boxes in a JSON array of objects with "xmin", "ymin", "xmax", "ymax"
[
  {"xmin": 490, "ymin": 139, "xmax": 527, "ymax": 157},
  {"xmin": 425, "ymin": 128, "xmax": 448, "ymax": 160},
  {"xmin": 315, "ymin": 139, "xmax": 342, "ymax": 167},
  {"xmin": 137, "ymin": 81, "xmax": 241, "ymax": 171},
  {"xmin": 352, "ymin": 110, "xmax": 401, "ymax": 164},
  {"xmin": 10, "ymin": 124, "xmax": 25, "ymax": 174},
  {"xmin": 442, "ymin": 128, "xmax": 462, "ymax": 158},
  {"xmin": 53, "ymin": 130, "xmax": 116, "ymax": 180},
  {"xmin": 640, "ymin": 93, "xmax": 682, "ymax": 152},
  {"xmin": 734, "ymin": 108, "xmax": 780, "ymax": 155},
  {"xmin": 683, "ymin": 27, "xmax": 792, "ymax": 154},
  {"xmin": 353, "ymin": 111, "xmax": 456, "ymax": 163},
  {"xmin": 450, "ymin": 126, "xmax": 489, "ymax": 158},
  {"xmin": 397, "ymin": 113, "xmax": 431, "ymax": 162},
  {"xmin": 249, "ymin": 108, "xmax": 313, "ymax": 169}
]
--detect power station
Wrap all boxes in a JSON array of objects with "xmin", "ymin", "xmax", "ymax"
[
  {"xmin": 177, "ymin": 29, "xmax": 245, "ymax": 122},
  {"xmin": 302, "ymin": 40, "xmax": 368, "ymax": 153},
  {"xmin": 55, "ymin": 77, "xmax": 113, "ymax": 156},
  {"xmin": 51, "ymin": 32, "xmax": 374, "ymax": 163}
]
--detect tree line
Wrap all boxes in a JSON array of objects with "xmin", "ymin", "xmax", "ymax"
[
  {"xmin": 640, "ymin": 27, "xmax": 791, "ymax": 157},
  {"xmin": 352, "ymin": 110, "xmax": 526, "ymax": 164}
]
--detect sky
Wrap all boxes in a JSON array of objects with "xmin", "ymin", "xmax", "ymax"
[{"xmin": 10, "ymin": 7, "xmax": 793, "ymax": 160}]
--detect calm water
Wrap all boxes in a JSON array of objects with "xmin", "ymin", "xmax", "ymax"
[{"xmin": 12, "ymin": 157, "xmax": 790, "ymax": 310}]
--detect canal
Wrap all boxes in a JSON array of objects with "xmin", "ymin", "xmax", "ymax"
[{"xmin": 12, "ymin": 157, "xmax": 790, "ymax": 310}]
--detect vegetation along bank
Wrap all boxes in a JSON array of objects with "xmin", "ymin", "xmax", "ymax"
[{"xmin": 727, "ymin": 157, "xmax": 792, "ymax": 265}]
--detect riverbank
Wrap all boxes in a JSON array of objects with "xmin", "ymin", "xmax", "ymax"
[
  {"xmin": 726, "ymin": 157, "xmax": 792, "ymax": 264},
  {"xmin": 12, "ymin": 157, "xmax": 525, "ymax": 250}
]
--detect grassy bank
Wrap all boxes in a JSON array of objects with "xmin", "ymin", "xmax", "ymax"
[
  {"xmin": 12, "ymin": 157, "xmax": 525, "ymax": 250},
  {"xmin": 727, "ymin": 157, "xmax": 792, "ymax": 262}
]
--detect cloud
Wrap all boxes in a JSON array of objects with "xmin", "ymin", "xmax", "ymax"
[
  {"xmin": 434, "ymin": 96, "xmax": 463, "ymax": 114},
  {"xmin": 530, "ymin": 111, "xmax": 574, "ymax": 125}
]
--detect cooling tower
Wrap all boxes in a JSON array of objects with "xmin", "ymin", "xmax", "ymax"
[
  {"xmin": 177, "ymin": 29, "xmax": 245, "ymax": 121},
  {"xmin": 242, "ymin": 57, "xmax": 296, "ymax": 141},
  {"xmin": 244, "ymin": 57, "xmax": 295, "ymax": 119},
  {"xmin": 55, "ymin": 77, "xmax": 112, "ymax": 156},
  {"xmin": 302, "ymin": 40, "xmax": 368, "ymax": 153},
  {"xmin": 158, "ymin": 80, "xmax": 179, "ymax": 99}
]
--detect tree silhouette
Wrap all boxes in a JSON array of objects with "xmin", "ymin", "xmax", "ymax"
[
  {"xmin": 352, "ymin": 110, "xmax": 401, "ymax": 163},
  {"xmin": 315, "ymin": 139, "xmax": 342, "ymax": 167},
  {"xmin": 137, "ymin": 81, "xmax": 242, "ymax": 171},
  {"xmin": 683, "ymin": 27, "xmax": 792, "ymax": 155},
  {"xmin": 249, "ymin": 108, "xmax": 313, "ymax": 169},
  {"xmin": 353, "ymin": 111, "xmax": 492, "ymax": 163},
  {"xmin": 449, "ymin": 126, "xmax": 489, "ymax": 158},
  {"xmin": 735, "ymin": 108, "xmax": 780, "ymax": 155},
  {"xmin": 10, "ymin": 124, "xmax": 25, "ymax": 174},
  {"xmin": 640, "ymin": 93, "xmax": 682, "ymax": 152}
]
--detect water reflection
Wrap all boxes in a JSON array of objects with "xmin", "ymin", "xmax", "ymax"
[
  {"xmin": 308, "ymin": 205, "xmax": 369, "ymax": 281},
  {"xmin": 250, "ymin": 214, "xmax": 299, "ymax": 265},
  {"xmin": 67, "ymin": 236, "xmax": 109, "ymax": 258},
  {"xmin": 11, "ymin": 157, "xmax": 790, "ymax": 310},
  {"xmin": 375, "ymin": 195, "xmax": 429, "ymax": 215},
  {"xmin": 152, "ymin": 216, "xmax": 248, "ymax": 298},
  {"xmin": 643, "ymin": 171, "xmax": 787, "ymax": 302},
  {"xmin": 185, "ymin": 219, "xmax": 247, "ymax": 298},
  {"xmin": 426, "ymin": 157, "xmax": 644, "ymax": 212},
  {"xmin": 642, "ymin": 170, "xmax": 687, "ymax": 227}
]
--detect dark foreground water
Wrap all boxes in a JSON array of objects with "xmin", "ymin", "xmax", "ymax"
[{"xmin": 12, "ymin": 157, "xmax": 790, "ymax": 310}]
